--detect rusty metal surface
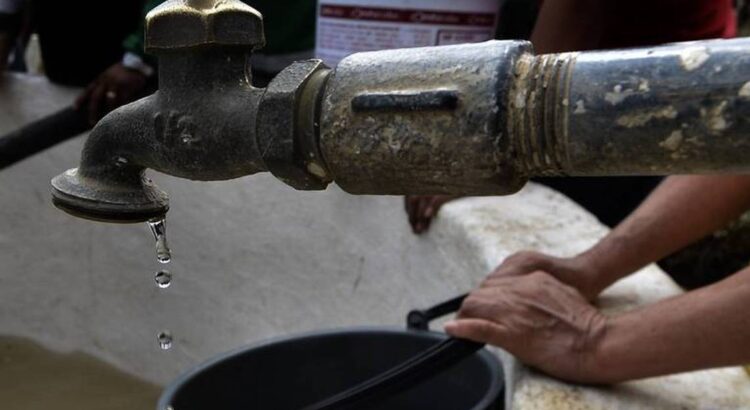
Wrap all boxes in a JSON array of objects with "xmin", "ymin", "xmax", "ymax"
[
  {"xmin": 508, "ymin": 52, "xmax": 578, "ymax": 177},
  {"xmin": 320, "ymin": 41, "xmax": 531, "ymax": 196}
]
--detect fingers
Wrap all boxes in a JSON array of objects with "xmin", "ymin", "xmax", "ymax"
[
  {"xmin": 87, "ymin": 82, "xmax": 107, "ymax": 126},
  {"xmin": 76, "ymin": 64, "xmax": 149, "ymax": 125},
  {"xmin": 404, "ymin": 196, "xmax": 419, "ymax": 233},
  {"xmin": 404, "ymin": 196, "xmax": 432, "ymax": 234},
  {"xmin": 423, "ymin": 200, "xmax": 436, "ymax": 218},
  {"xmin": 104, "ymin": 88, "xmax": 120, "ymax": 113},
  {"xmin": 110, "ymin": 85, "xmax": 136, "ymax": 112},
  {"xmin": 450, "ymin": 272, "xmax": 607, "ymax": 382},
  {"xmin": 404, "ymin": 196, "xmax": 457, "ymax": 234},
  {"xmin": 404, "ymin": 196, "xmax": 412, "ymax": 214},
  {"xmin": 414, "ymin": 198, "xmax": 433, "ymax": 234},
  {"xmin": 483, "ymin": 251, "xmax": 553, "ymax": 286},
  {"xmin": 444, "ymin": 318, "xmax": 510, "ymax": 346},
  {"xmin": 74, "ymin": 81, "xmax": 97, "ymax": 111}
]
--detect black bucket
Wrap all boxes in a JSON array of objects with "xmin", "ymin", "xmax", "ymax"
[{"xmin": 158, "ymin": 297, "xmax": 504, "ymax": 410}]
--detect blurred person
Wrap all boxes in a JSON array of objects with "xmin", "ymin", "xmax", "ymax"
[
  {"xmin": 0, "ymin": 0, "xmax": 146, "ymax": 126},
  {"xmin": 1, "ymin": 0, "xmax": 316, "ymax": 126},
  {"xmin": 75, "ymin": 0, "xmax": 317, "ymax": 125}
]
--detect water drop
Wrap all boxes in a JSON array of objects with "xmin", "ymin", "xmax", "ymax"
[
  {"xmin": 155, "ymin": 270, "xmax": 172, "ymax": 289},
  {"xmin": 157, "ymin": 331, "xmax": 173, "ymax": 350},
  {"xmin": 147, "ymin": 218, "xmax": 171, "ymax": 264}
]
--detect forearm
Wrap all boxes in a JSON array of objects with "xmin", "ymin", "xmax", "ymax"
[
  {"xmin": 578, "ymin": 176, "xmax": 750, "ymax": 292},
  {"xmin": 591, "ymin": 264, "xmax": 750, "ymax": 383},
  {"xmin": 530, "ymin": 0, "xmax": 604, "ymax": 53}
]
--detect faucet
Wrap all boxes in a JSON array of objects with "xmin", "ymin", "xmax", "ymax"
[
  {"xmin": 52, "ymin": 0, "xmax": 750, "ymax": 223},
  {"xmin": 51, "ymin": 0, "xmax": 276, "ymax": 222}
]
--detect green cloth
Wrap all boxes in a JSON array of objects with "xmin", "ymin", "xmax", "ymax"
[{"xmin": 123, "ymin": 0, "xmax": 316, "ymax": 58}]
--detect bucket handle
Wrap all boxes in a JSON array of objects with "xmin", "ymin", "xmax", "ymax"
[
  {"xmin": 302, "ymin": 293, "xmax": 483, "ymax": 410},
  {"xmin": 406, "ymin": 293, "xmax": 468, "ymax": 331}
]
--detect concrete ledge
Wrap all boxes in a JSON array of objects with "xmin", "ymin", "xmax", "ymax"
[{"xmin": 432, "ymin": 187, "xmax": 750, "ymax": 409}]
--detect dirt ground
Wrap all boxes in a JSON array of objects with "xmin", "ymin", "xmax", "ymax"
[{"xmin": 0, "ymin": 336, "xmax": 161, "ymax": 410}]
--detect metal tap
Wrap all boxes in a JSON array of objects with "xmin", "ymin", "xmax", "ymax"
[
  {"xmin": 52, "ymin": 0, "xmax": 750, "ymax": 223},
  {"xmin": 51, "ymin": 0, "xmax": 279, "ymax": 222}
]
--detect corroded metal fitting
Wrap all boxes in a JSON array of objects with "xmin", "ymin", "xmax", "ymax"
[
  {"xmin": 319, "ymin": 41, "xmax": 531, "ymax": 196},
  {"xmin": 257, "ymin": 60, "xmax": 333, "ymax": 190},
  {"xmin": 146, "ymin": 0, "xmax": 265, "ymax": 51}
]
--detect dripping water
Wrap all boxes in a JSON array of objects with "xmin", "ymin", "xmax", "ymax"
[
  {"xmin": 147, "ymin": 218, "xmax": 171, "ymax": 264},
  {"xmin": 157, "ymin": 331, "xmax": 173, "ymax": 350},
  {"xmin": 148, "ymin": 218, "xmax": 174, "ymax": 350},
  {"xmin": 154, "ymin": 270, "xmax": 172, "ymax": 289}
]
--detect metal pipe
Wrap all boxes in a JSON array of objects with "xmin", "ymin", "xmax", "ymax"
[
  {"xmin": 536, "ymin": 39, "xmax": 750, "ymax": 176},
  {"xmin": 49, "ymin": 0, "xmax": 750, "ymax": 223},
  {"xmin": 319, "ymin": 41, "xmax": 529, "ymax": 196},
  {"xmin": 318, "ymin": 38, "xmax": 750, "ymax": 196}
]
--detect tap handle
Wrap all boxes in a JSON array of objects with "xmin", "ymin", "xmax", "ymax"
[{"xmin": 145, "ymin": 0, "xmax": 266, "ymax": 52}]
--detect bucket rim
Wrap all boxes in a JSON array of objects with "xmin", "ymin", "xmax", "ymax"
[{"xmin": 157, "ymin": 326, "xmax": 504, "ymax": 410}]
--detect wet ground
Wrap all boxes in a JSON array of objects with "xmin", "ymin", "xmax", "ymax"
[{"xmin": 0, "ymin": 336, "xmax": 161, "ymax": 410}]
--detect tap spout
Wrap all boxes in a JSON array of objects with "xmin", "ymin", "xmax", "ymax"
[
  {"xmin": 52, "ymin": 47, "xmax": 267, "ymax": 223},
  {"xmin": 51, "ymin": 96, "xmax": 168, "ymax": 223}
]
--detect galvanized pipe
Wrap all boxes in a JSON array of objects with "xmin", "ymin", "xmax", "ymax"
[
  {"xmin": 318, "ymin": 38, "xmax": 750, "ymax": 196},
  {"xmin": 516, "ymin": 38, "xmax": 750, "ymax": 177}
]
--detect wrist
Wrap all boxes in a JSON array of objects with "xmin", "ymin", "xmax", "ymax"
[
  {"xmin": 569, "ymin": 251, "xmax": 614, "ymax": 298},
  {"xmin": 582, "ymin": 314, "xmax": 630, "ymax": 384},
  {"xmin": 574, "ymin": 237, "xmax": 635, "ymax": 295},
  {"xmin": 586, "ymin": 309, "xmax": 660, "ymax": 384},
  {"xmin": 122, "ymin": 52, "xmax": 154, "ymax": 78}
]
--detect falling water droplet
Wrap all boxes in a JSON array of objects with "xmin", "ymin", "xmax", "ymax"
[
  {"xmin": 157, "ymin": 331, "xmax": 173, "ymax": 350},
  {"xmin": 155, "ymin": 270, "xmax": 172, "ymax": 289},
  {"xmin": 147, "ymin": 218, "xmax": 171, "ymax": 264}
]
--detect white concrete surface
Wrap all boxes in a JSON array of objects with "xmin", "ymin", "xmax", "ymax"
[
  {"xmin": 2, "ymin": 73, "xmax": 750, "ymax": 408},
  {"xmin": 437, "ymin": 196, "xmax": 750, "ymax": 409}
]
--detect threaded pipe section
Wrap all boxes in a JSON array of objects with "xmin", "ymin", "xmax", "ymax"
[{"xmin": 509, "ymin": 52, "xmax": 578, "ymax": 176}]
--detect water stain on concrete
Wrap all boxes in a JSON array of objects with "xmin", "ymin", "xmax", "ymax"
[{"xmin": 0, "ymin": 336, "xmax": 161, "ymax": 410}]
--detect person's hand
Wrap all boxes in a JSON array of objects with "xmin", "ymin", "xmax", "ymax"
[
  {"xmin": 75, "ymin": 63, "xmax": 148, "ymax": 125},
  {"xmin": 404, "ymin": 195, "xmax": 458, "ymax": 234},
  {"xmin": 445, "ymin": 271, "xmax": 609, "ymax": 384},
  {"xmin": 484, "ymin": 251, "xmax": 605, "ymax": 301}
]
